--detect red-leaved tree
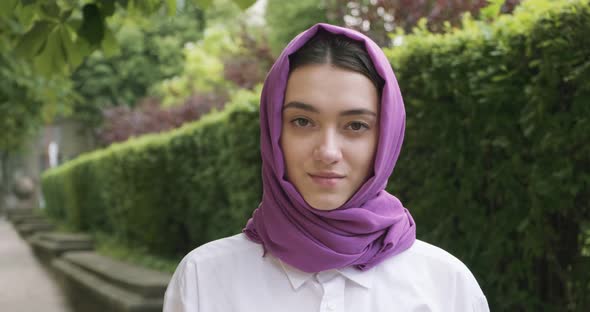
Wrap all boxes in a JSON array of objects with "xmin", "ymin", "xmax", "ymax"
[
  {"xmin": 327, "ymin": 0, "xmax": 522, "ymax": 46},
  {"xmin": 98, "ymin": 28, "xmax": 272, "ymax": 146},
  {"xmin": 97, "ymin": 93, "xmax": 228, "ymax": 146}
]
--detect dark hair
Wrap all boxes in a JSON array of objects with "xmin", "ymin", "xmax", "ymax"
[{"xmin": 288, "ymin": 29, "xmax": 385, "ymax": 97}]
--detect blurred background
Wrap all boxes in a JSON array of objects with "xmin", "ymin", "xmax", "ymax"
[{"xmin": 0, "ymin": 0, "xmax": 588, "ymax": 311}]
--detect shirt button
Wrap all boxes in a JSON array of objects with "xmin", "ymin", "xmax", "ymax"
[{"xmin": 326, "ymin": 303, "xmax": 335, "ymax": 311}]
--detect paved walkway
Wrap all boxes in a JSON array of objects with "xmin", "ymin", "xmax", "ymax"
[{"xmin": 0, "ymin": 216, "xmax": 73, "ymax": 312}]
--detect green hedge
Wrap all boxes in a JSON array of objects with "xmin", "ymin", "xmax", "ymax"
[
  {"xmin": 42, "ymin": 1, "xmax": 589, "ymax": 310},
  {"xmin": 42, "ymin": 87, "xmax": 262, "ymax": 256},
  {"xmin": 384, "ymin": 0, "xmax": 589, "ymax": 310}
]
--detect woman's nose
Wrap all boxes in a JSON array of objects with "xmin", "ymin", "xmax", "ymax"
[{"xmin": 313, "ymin": 129, "xmax": 342, "ymax": 164}]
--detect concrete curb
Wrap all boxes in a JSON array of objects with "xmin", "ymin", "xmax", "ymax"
[
  {"xmin": 15, "ymin": 220, "xmax": 55, "ymax": 237},
  {"xmin": 52, "ymin": 251, "xmax": 171, "ymax": 312},
  {"xmin": 30, "ymin": 232, "xmax": 94, "ymax": 262},
  {"xmin": 4, "ymin": 207, "xmax": 34, "ymax": 221},
  {"xmin": 8, "ymin": 210, "xmax": 172, "ymax": 312}
]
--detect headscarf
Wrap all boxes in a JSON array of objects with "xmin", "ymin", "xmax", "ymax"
[{"xmin": 244, "ymin": 23, "xmax": 416, "ymax": 273}]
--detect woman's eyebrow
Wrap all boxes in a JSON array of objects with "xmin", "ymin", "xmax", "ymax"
[
  {"xmin": 339, "ymin": 109, "xmax": 377, "ymax": 117},
  {"xmin": 283, "ymin": 101, "xmax": 377, "ymax": 117},
  {"xmin": 283, "ymin": 101, "xmax": 319, "ymax": 113}
]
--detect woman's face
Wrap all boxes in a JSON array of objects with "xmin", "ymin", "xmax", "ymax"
[{"xmin": 281, "ymin": 64, "xmax": 379, "ymax": 210}]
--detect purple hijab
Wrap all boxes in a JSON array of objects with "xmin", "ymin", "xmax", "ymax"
[{"xmin": 243, "ymin": 23, "xmax": 416, "ymax": 273}]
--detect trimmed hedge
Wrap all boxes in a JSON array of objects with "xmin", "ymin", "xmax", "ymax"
[
  {"xmin": 42, "ymin": 87, "xmax": 262, "ymax": 255},
  {"xmin": 42, "ymin": 1, "xmax": 589, "ymax": 310},
  {"xmin": 384, "ymin": 0, "xmax": 590, "ymax": 310}
]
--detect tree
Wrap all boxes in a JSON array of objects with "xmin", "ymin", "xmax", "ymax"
[
  {"xmin": 0, "ymin": 0, "xmax": 255, "ymax": 198},
  {"xmin": 265, "ymin": 0, "xmax": 522, "ymax": 51},
  {"xmin": 0, "ymin": 0, "xmax": 257, "ymax": 151},
  {"xmin": 71, "ymin": 3, "xmax": 206, "ymax": 126},
  {"xmin": 265, "ymin": 0, "xmax": 337, "ymax": 56},
  {"xmin": 97, "ymin": 0, "xmax": 274, "ymax": 146},
  {"xmin": 327, "ymin": 0, "xmax": 522, "ymax": 46}
]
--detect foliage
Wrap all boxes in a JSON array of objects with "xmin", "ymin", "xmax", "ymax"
[
  {"xmin": 265, "ymin": 0, "xmax": 336, "ymax": 56},
  {"xmin": 383, "ymin": 0, "xmax": 590, "ymax": 310},
  {"xmin": 223, "ymin": 28, "xmax": 275, "ymax": 90},
  {"xmin": 0, "ymin": 52, "xmax": 78, "ymax": 152},
  {"xmin": 41, "ymin": 0, "xmax": 589, "ymax": 309},
  {"xmin": 266, "ymin": 0, "xmax": 521, "ymax": 52},
  {"xmin": 96, "ymin": 93, "xmax": 228, "ymax": 146},
  {"xmin": 2, "ymin": 0, "xmax": 176, "ymax": 77},
  {"xmin": 0, "ymin": 0, "xmax": 256, "ymax": 153},
  {"xmin": 94, "ymin": 231, "xmax": 180, "ymax": 273},
  {"xmin": 0, "ymin": 56, "xmax": 40, "ymax": 152},
  {"xmin": 149, "ymin": 0, "xmax": 273, "ymax": 106},
  {"xmin": 151, "ymin": 25, "xmax": 243, "ymax": 107},
  {"xmin": 42, "ymin": 85, "xmax": 262, "ymax": 257},
  {"xmin": 71, "ymin": 3, "xmax": 206, "ymax": 126},
  {"xmin": 327, "ymin": 0, "xmax": 522, "ymax": 46},
  {"xmin": 93, "ymin": 0, "xmax": 272, "ymax": 146},
  {"xmin": 0, "ymin": 0, "xmax": 175, "ymax": 156},
  {"xmin": 2, "ymin": 0, "xmax": 256, "ymax": 76}
]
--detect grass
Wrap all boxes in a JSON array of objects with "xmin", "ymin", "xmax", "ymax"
[
  {"xmin": 582, "ymin": 224, "xmax": 590, "ymax": 257},
  {"xmin": 93, "ymin": 232, "xmax": 181, "ymax": 273},
  {"xmin": 41, "ymin": 211, "xmax": 182, "ymax": 273}
]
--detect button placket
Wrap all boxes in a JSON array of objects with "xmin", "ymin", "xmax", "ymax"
[{"xmin": 317, "ymin": 271, "xmax": 345, "ymax": 312}]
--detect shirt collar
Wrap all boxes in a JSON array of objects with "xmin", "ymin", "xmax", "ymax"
[
  {"xmin": 338, "ymin": 265, "xmax": 374, "ymax": 289},
  {"xmin": 278, "ymin": 259, "xmax": 314, "ymax": 290},
  {"xmin": 277, "ymin": 259, "xmax": 375, "ymax": 290}
]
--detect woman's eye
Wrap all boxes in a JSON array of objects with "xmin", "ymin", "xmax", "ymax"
[
  {"xmin": 347, "ymin": 122, "xmax": 369, "ymax": 131},
  {"xmin": 292, "ymin": 118, "xmax": 311, "ymax": 127}
]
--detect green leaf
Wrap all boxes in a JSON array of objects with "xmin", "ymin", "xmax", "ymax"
[
  {"xmin": 100, "ymin": 0, "xmax": 116, "ymax": 16},
  {"xmin": 14, "ymin": 2, "xmax": 37, "ymax": 27},
  {"xmin": 34, "ymin": 27, "xmax": 65, "ymax": 76},
  {"xmin": 232, "ymin": 0, "xmax": 256, "ymax": 10},
  {"xmin": 14, "ymin": 21, "xmax": 55, "ymax": 58},
  {"xmin": 77, "ymin": 3, "xmax": 105, "ymax": 46},
  {"xmin": 116, "ymin": 0, "xmax": 129, "ymax": 8},
  {"xmin": 192, "ymin": 0, "xmax": 213, "ymax": 9},
  {"xmin": 165, "ymin": 0, "xmax": 176, "ymax": 15},
  {"xmin": 101, "ymin": 26, "xmax": 120, "ymax": 57},
  {"xmin": 0, "ymin": 0, "xmax": 18, "ymax": 18},
  {"xmin": 59, "ymin": 25, "xmax": 83, "ymax": 69},
  {"xmin": 59, "ymin": 9, "xmax": 73, "ymax": 21},
  {"xmin": 128, "ymin": 0, "xmax": 161, "ymax": 14},
  {"xmin": 481, "ymin": 0, "xmax": 504, "ymax": 21},
  {"xmin": 39, "ymin": 2, "xmax": 61, "ymax": 20}
]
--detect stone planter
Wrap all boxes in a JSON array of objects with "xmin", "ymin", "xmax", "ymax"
[
  {"xmin": 11, "ymin": 214, "xmax": 48, "ymax": 226},
  {"xmin": 15, "ymin": 220, "xmax": 55, "ymax": 237},
  {"xmin": 30, "ymin": 232, "xmax": 94, "ymax": 263},
  {"xmin": 52, "ymin": 251, "xmax": 171, "ymax": 312},
  {"xmin": 5, "ymin": 207, "xmax": 34, "ymax": 221}
]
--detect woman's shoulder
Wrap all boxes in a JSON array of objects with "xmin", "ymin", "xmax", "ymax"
[
  {"xmin": 374, "ymin": 239, "xmax": 488, "ymax": 310},
  {"xmin": 164, "ymin": 234, "xmax": 271, "ymax": 311},
  {"xmin": 402, "ymin": 239, "xmax": 474, "ymax": 272},
  {"xmin": 181, "ymin": 233, "xmax": 263, "ymax": 265},
  {"xmin": 378, "ymin": 239, "xmax": 486, "ymax": 297}
]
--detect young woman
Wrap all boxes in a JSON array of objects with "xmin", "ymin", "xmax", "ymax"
[{"xmin": 164, "ymin": 23, "xmax": 489, "ymax": 312}]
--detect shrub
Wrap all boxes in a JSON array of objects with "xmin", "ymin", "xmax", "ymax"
[
  {"xmin": 42, "ymin": 1, "xmax": 589, "ymax": 309},
  {"xmin": 42, "ymin": 86, "xmax": 261, "ymax": 256},
  {"xmin": 384, "ymin": 0, "xmax": 590, "ymax": 310}
]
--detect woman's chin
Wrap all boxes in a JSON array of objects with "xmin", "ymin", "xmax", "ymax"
[{"xmin": 305, "ymin": 196, "xmax": 346, "ymax": 211}]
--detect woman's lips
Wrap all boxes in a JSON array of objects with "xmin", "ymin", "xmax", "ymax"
[{"xmin": 308, "ymin": 173, "xmax": 344, "ymax": 187}]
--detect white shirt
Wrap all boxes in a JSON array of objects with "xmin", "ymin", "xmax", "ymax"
[{"xmin": 164, "ymin": 233, "xmax": 489, "ymax": 312}]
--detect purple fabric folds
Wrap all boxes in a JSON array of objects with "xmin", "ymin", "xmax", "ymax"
[{"xmin": 243, "ymin": 23, "xmax": 416, "ymax": 273}]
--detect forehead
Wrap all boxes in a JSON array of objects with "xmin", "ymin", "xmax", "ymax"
[{"xmin": 283, "ymin": 64, "xmax": 379, "ymax": 113}]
